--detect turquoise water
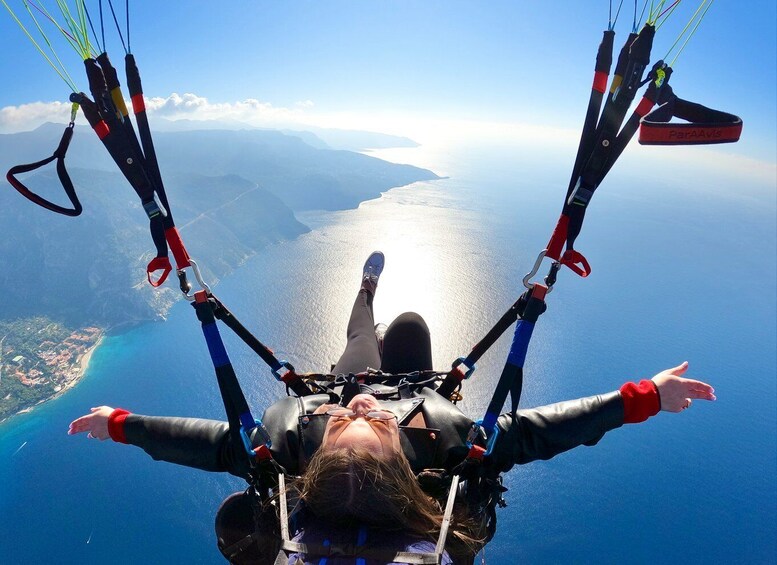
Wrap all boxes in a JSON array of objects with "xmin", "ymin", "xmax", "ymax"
[{"xmin": 1, "ymin": 137, "xmax": 775, "ymax": 564}]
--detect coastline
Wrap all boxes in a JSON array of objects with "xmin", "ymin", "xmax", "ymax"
[{"xmin": 0, "ymin": 330, "xmax": 104, "ymax": 425}]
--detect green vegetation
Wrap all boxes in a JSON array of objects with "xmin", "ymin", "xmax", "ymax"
[{"xmin": 0, "ymin": 317, "xmax": 101, "ymax": 421}]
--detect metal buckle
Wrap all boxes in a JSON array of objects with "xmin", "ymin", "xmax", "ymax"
[
  {"xmin": 142, "ymin": 193, "xmax": 169, "ymax": 220},
  {"xmin": 466, "ymin": 420, "xmax": 499, "ymax": 457},
  {"xmin": 272, "ymin": 360, "xmax": 295, "ymax": 382},
  {"xmin": 239, "ymin": 418, "xmax": 272, "ymax": 458},
  {"xmin": 566, "ymin": 179, "xmax": 593, "ymax": 207},
  {"xmin": 452, "ymin": 356, "xmax": 476, "ymax": 379}
]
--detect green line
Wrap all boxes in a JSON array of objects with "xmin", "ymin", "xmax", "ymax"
[
  {"xmin": 663, "ymin": 0, "xmax": 710, "ymax": 61},
  {"xmin": 1, "ymin": 0, "xmax": 78, "ymax": 90},
  {"xmin": 648, "ymin": 0, "xmax": 668, "ymax": 24},
  {"xmin": 75, "ymin": 0, "xmax": 93, "ymax": 56},
  {"xmin": 25, "ymin": 1, "xmax": 82, "ymax": 56},
  {"xmin": 23, "ymin": 1, "xmax": 80, "ymax": 86},
  {"xmin": 669, "ymin": 0, "xmax": 714, "ymax": 67},
  {"xmin": 55, "ymin": 0, "xmax": 90, "ymax": 58},
  {"xmin": 655, "ymin": 0, "xmax": 681, "ymax": 30},
  {"xmin": 25, "ymin": 0, "xmax": 81, "ymax": 53}
]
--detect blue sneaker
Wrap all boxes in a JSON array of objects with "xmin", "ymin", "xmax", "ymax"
[{"xmin": 361, "ymin": 251, "xmax": 385, "ymax": 294}]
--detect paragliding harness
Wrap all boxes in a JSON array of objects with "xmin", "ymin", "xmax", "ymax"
[{"xmin": 3, "ymin": 3, "xmax": 741, "ymax": 565}]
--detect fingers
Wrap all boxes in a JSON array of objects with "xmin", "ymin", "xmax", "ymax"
[
  {"xmin": 688, "ymin": 388, "xmax": 717, "ymax": 401},
  {"xmin": 68, "ymin": 414, "xmax": 93, "ymax": 435},
  {"xmin": 681, "ymin": 378, "xmax": 717, "ymax": 401},
  {"xmin": 669, "ymin": 361, "xmax": 689, "ymax": 377}
]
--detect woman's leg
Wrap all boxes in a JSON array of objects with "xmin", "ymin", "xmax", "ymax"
[
  {"xmin": 331, "ymin": 289, "xmax": 382, "ymax": 375},
  {"xmin": 331, "ymin": 252, "xmax": 385, "ymax": 375},
  {"xmin": 380, "ymin": 312, "xmax": 433, "ymax": 373}
]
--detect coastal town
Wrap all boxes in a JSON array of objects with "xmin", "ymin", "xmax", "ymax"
[{"xmin": 0, "ymin": 319, "xmax": 102, "ymax": 422}]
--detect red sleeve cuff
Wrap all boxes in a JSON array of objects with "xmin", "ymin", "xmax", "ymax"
[
  {"xmin": 107, "ymin": 408, "xmax": 131, "ymax": 444},
  {"xmin": 619, "ymin": 380, "xmax": 661, "ymax": 424}
]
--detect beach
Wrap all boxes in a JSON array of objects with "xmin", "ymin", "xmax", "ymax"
[{"xmin": 0, "ymin": 327, "xmax": 104, "ymax": 424}]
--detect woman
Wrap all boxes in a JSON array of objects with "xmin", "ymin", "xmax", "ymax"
[{"xmin": 69, "ymin": 252, "xmax": 716, "ymax": 564}]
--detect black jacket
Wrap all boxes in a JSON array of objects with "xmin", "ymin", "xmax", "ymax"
[{"xmin": 120, "ymin": 387, "xmax": 625, "ymax": 480}]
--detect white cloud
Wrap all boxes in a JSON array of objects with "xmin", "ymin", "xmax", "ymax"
[
  {"xmin": 0, "ymin": 93, "xmax": 310, "ymax": 133},
  {"xmin": 0, "ymin": 100, "xmax": 76, "ymax": 133},
  {"xmin": 1, "ymin": 93, "xmax": 773, "ymax": 189},
  {"xmin": 142, "ymin": 93, "xmax": 308, "ymax": 126}
]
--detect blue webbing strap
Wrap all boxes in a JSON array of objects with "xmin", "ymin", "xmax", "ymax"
[
  {"xmin": 194, "ymin": 291, "xmax": 261, "ymax": 460},
  {"xmin": 477, "ymin": 285, "xmax": 547, "ymax": 453}
]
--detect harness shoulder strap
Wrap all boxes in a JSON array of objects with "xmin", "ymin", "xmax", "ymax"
[{"xmin": 276, "ymin": 472, "xmax": 458, "ymax": 565}]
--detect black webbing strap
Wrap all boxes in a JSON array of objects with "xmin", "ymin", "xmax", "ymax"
[
  {"xmin": 6, "ymin": 122, "xmax": 82, "ymax": 217},
  {"xmin": 211, "ymin": 296, "xmax": 313, "ymax": 397},
  {"xmin": 598, "ymin": 69, "xmax": 667, "ymax": 180},
  {"xmin": 80, "ymin": 59, "xmax": 158, "ymax": 207},
  {"xmin": 125, "ymin": 53, "xmax": 175, "ymax": 227},
  {"xmin": 567, "ymin": 29, "xmax": 615, "ymax": 199},
  {"xmin": 436, "ymin": 293, "xmax": 529, "ymax": 400},
  {"xmin": 562, "ymin": 24, "xmax": 658, "ymax": 253},
  {"xmin": 639, "ymin": 87, "xmax": 743, "ymax": 145},
  {"xmin": 96, "ymin": 51, "xmax": 148, "ymax": 173},
  {"xmin": 73, "ymin": 57, "xmax": 171, "ymax": 281}
]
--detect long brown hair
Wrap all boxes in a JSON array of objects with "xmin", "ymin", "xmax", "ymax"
[{"xmin": 291, "ymin": 446, "xmax": 483, "ymax": 554}]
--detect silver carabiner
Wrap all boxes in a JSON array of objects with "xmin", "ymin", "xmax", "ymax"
[
  {"xmin": 182, "ymin": 258, "xmax": 212, "ymax": 301},
  {"xmin": 522, "ymin": 249, "xmax": 555, "ymax": 293}
]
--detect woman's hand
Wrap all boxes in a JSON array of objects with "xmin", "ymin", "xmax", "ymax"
[
  {"xmin": 652, "ymin": 362, "xmax": 716, "ymax": 412},
  {"xmin": 68, "ymin": 406, "xmax": 115, "ymax": 440}
]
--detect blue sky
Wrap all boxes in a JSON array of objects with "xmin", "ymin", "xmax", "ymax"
[{"xmin": 0, "ymin": 1, "xmax": 775, "ymax": 165}]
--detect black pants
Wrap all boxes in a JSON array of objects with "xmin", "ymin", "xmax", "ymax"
[{"xmin": 331, "ymin": 289, "xmax": 433, "ymax": 375}]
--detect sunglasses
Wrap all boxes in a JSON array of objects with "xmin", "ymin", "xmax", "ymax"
[{"xmin": 326, "ymin": 408, "xmax": 397, "ymax": 422}]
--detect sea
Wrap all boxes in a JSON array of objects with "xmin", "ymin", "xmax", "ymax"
[{"xmin": 1, "ymin": 133, "xmax": 775, "ymax": 564}]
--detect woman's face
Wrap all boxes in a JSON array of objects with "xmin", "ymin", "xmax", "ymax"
[{"xmin": 319, "ymin": 394, "xmax": 401, "ymax": 457}]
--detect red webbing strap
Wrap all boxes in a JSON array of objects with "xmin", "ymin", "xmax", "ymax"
[
  {"xmin": 592, "ymin": 70, "xmax": 608, "ymax": 94},
  {"xmin": 93, "ymin": 120, "xmax": 110, "ymax": 140},
  {"xmin": 640, "ymin": 121, "xmax": 742, "ymax": 145},
  {"xmin": 561, "ymin": 249, "xmax": 591, "ymax": 277},
  {"xmin": 131, "ymin": 93, "xmax": 145, "ymax": 113},
  {"xmin": 146, "ymin": 256, "xmax": 173, "ymax": 287},
  {"xmin": 165, "ymin": 226, "xmax": 192, "ymax": 269},
  {"xmin": 146, "ymin": 223, "xmax": 191, "ymax": 289},
  {"xmin": 545, "ymin": 214, "xmax": 570, "ymax": 261},
  {"xmin": 634, "ymin": 96, "xmax": 655, "ymax": 118},
  {"xmin": 639, "ymin": 95, "xmax": 743, "ymax": 146}
]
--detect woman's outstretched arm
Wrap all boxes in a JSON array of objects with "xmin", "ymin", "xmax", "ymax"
[
  {"xmin": 69, "ymin": 407, "xmax": 254, "ymax": 479},
  {"xmin": 492, "ymin": 362, "xmax": 715, "ymax": 471}
]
